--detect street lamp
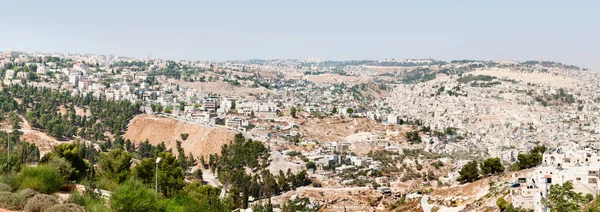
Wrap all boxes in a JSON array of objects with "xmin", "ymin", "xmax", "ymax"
[
  {"xmin": 5, "ymin": 131, "xmax": 10, "ymax": 172},
  {"xmin": 155, "ymin": 157, "xmax": 162, "ymax": 194}
]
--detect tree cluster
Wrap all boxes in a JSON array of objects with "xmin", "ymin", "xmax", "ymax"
[{"xmin": 513, "ymin": 145, "xmax": 546, "ymax": 170}]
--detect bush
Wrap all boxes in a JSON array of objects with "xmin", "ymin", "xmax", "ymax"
[
  {"xmin": 45, "ymin": 203, "xmax": 86, "ymax": 212},
  {"xmin": 18, "ymin": 188, "xmax": 39, "ymax": 208},
  {"xmin": 585, "ymin": 193, "xmax": 594, "ymax": 203},
  {"xmin": 0, "ymin": 183, "xmax": 11, "ymax": 192},
  {"xmin": 24, "ymin": 194, "xmax": 58, "ymax": 212},
  {"xmin": 43, "ymin": 156, "xmax": 75, "ymax": 182},
  {"xmin": 0, "ymin": 191, "xmax": 19, "ymax": 210},
  {"xmin": 110, "ymin": 180, "xmax": 158, "ymax": 212},
  {"xmin": 67, "ymin": 191, "xmax": 85, "ymax": 205},
  {"xmin": 82, "ymin": 195, "xmax": 109, "ymax": 212},
  {"xmin": 68, "ymin": 191, "xmax": 108, "ymax": 212},
  {"xmin": 0, "ymin": 173, "xmax": 18, "ymax": 189},
  {"xmin": 18, "ymin": 165, "xmax": 65, "ymax": 194}
]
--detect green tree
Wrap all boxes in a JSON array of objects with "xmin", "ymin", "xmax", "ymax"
[
  {"xmin": 497, "ymin": 197, "xmax": 510, "ymax": 211},
  {"xmin": 41, "ymin": 156, "xmax": 74, "ymax": 182},
  {"xmin": 176, "ymin": 140, "xmax": 190, "ymax": 171},
  {"xmin": 183, "ymin": 182, "xmax": 232, "ymax": 211},
  {"xmin": 153, "ymin": 104, "xmax": 163, "ymax": 113},
  {"xmin": 481, "ymin": 157, "xmax": 504, "ymax": 176},
  {"xmin": 134, "ymin": 152, "xmax": 184, "ymax": 197},
  {"xmin": 180, "ymin": 133, "xmax": 190, "ymax": 141},
  {"xmin": 8, "ymin": 112, "xmax": 21, "ymax": 128},
  {"xmin": 282, "ymin": 197, "xmax": 313, "ymax": 212},
  {"xmin": 179, "ymin": 102, "xmax": 186, "ymax": 111},
  {"xmin": 331, "ymin": 107, "xmax": 338, "ymax": 114},
  {"xmin": 290, "ymin": 107, "xmax": 297, "ymax": 118},
  {"xmin": 405, "ymin": 130, "xmax": 422, "ymax": 143},
  {"xmin": 110, "ymin": 180, "xmax": 158, "ymax": 212},
  {"xmin": 346, "ymin": 108, "xmax": 354, "ymax": 115},
  {"xmin": 546, "ymin": 181, "xmax": 585, "ymax": 212},
  {"xmin": 515, "ymin": 145, "xmax": 546, "ymax": 170},
  {"xmin": 457, "ymin": 160, "xmax": 479, "ymax": 184},
  {"xmin": 98, "ymin": 149, "xmax": 132, "ymax": 184},
  {"xmin": 305, "ymin": 161, "xmax": 316, "ymax": 170},
  {"xmin": 52, "ymin": 143, "xmax": 90, "ymax": 181},
  {"xmin": 164, "ymin": 105, "xmax": 173, "ymax": 113}
]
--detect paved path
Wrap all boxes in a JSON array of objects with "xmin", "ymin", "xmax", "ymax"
[
  {"xmin": 421, "ymin": 194, "xmax": 431, "ymax": 212},
  {"xmin": 297, "ymin": 186, "xmax": 371, "ymax": 191}
]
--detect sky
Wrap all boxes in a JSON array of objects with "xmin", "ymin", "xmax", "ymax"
[{"xmin": 1, "ymin": 0, "xmax": 599, "ymax": 70}]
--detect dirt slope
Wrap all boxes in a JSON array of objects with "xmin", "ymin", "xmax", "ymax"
[
  {"xmin": 1, "ymin": 115, "xmax": 66, "ymax": 157},
  {"xmin": 123, "ymin": 115, "xmax": 237, "ymax": 158}
]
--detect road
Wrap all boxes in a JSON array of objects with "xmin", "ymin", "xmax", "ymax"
[
  {"xmin": 421, "ymin": 194, "xmax": 431, "ymax": 212},
  {"xmin": 296, "ymin": 186, "xmax": 371, "ymax": 192}
]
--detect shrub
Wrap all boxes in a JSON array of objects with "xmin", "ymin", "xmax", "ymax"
[
  {"xmin": 18, "ymin": 188, "xmax": 39, "ymax": 208},
  {"xmin": 110, "ymin": 180, "xmax": 158, "ymax": 212},
  {"xmin": 24, "ymin": 194, "xmax": 58, "ymax": 212},
  {"xmin": 45, "ymin": 203, "xmax": 86, "ymax": 212},
  {"xmin": 0, "ymin": 173, "xmax": 18, "ymax": 189},
  {"xmin": 67, "ymin": 191, "xmax": 85, "ymax": 205},
  {"xmin": 44, "ymin": 156, "xmax": 75, "ymax": 182},
  {"xmin": 0, "ymin": 191, "xmax": 19, "ymax": 210},
  {"xmin": 18, "ymin": 165, "xmax": 65, "ymax": 194},
  {"xmin": 68, "ymin": 190, "xmax": 108, "ymax": 212},
  {"xmin": 0, "ymin": 183, "xmax": 11, "ymax": 192},
  {"xmin": 82, "ymin": 195, "xmax": 109, "ymax": 212}
]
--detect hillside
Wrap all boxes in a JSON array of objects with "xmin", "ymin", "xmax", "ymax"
[
  {"xmin": 1, "ymin": 115, "xmax": 66, "ymax": 156},
  {"xmin": 123, "ymin": 115, "xmax": 237, "ymax": 158}
]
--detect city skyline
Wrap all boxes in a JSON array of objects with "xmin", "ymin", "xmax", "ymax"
[{"xmin": 1, "ymin": 1, "xmax": 599, "ymax": 71}]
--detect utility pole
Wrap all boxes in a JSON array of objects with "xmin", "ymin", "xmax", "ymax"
[
  {"xmin": 544, "ymin": 176, "xmax": 551, "ymax": 212},
  {"xmin": 544, "ymin": 180, "xmax": 548, "ymax": 212}
]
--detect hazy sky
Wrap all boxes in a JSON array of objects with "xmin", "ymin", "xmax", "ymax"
[{"xmin": 1, "ymin": 1, "xmax": 598, "ymax": 70}]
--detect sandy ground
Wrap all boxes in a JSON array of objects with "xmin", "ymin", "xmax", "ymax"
[
  {"xmin": 1, "ymin": 115, "xmax": 68, "ymax": 156},
  {"xmin": 266, "ymin": 150, "xmax": 303, "ymax": 175},
  {"xmin": 470, "ymin": 68, "xmax": 577, "ymax": 88},
  {"xmin": 299, "ymin": 117, "xmax": 400, "ymax": 142},
  {"xmin": 268, "ymin": 186, "xmax": 383, "ymax": 212},
  {"xmin": 57, "ymin": 105, "xmax": 91, "ymax": 117},
  {"xmin": 123, "ymin": 115, "xmax": 237, "ymax": 159}
]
